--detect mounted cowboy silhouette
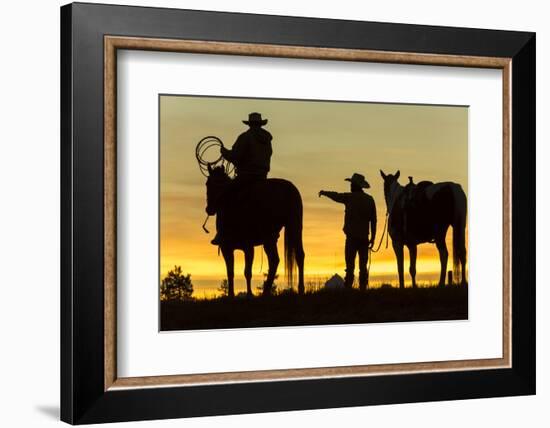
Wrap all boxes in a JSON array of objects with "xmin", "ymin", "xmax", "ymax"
[
  {"xmin": 201, "ymin": 113, "xmax": 305, "ymax": 297},
  {"xmin": 380, "ymin": 170, "xmax": 467, "ymax": 288}
]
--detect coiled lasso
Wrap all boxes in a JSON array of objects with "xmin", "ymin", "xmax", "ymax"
[
  {"xmin": 195, "ymin": 136, "xmax": 235, "ymax": 233},
  {"xmin": 195, "ymin": 135, "xmax": 235, "ymax": 177}
]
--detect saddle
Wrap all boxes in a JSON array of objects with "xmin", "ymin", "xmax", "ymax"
[
  {"xmin": 401, "ymin": 178, "xmax": 434, "ymax": 242},
  {"xmin": 224, "ymin": 176, "xmax": 265, "ymax": 207},
  {"xmin": 217, "ymin": 178, "xmax": 279, "ymax": 247},
  {"xmin": 404, "ymin": 180, "xmax": 433, "ymax": 207}
]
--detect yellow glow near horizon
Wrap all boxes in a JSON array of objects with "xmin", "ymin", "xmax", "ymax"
[{"xmin": 160, "ymin": 95, "xmax": 468, "ymax": 285}]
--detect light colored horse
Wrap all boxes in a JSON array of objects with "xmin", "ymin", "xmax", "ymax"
[{"xmin": 380, "ymin": 170, "xmax": 467, "ymax": 288}]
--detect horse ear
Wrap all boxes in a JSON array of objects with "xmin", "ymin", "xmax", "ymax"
[
  {"xmin": 395, "ymin": 170, "xmax": 400, "ymax": 180},
  {"xmin": 207, "ymin": 163, "xmax": 213, "ymax": 174},
  {"xmin": 380, "ymin": 170, "xmax": 387, "ymax": 180}
]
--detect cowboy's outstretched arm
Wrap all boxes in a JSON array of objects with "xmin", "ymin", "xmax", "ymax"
[{"xmin": 319, "ymin": 191, "xmax": 346, "ymax": 203}]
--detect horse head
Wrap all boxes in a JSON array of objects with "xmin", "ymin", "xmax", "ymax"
[
  {"xmin": 380, "ymin": 169, "xmax": 402, "ymax": 213},
  {"xmin": 205, "ymin": 164, "xmax": 231, "ymax": 215}
]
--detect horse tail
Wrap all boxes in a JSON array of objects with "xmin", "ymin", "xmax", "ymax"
[
  {"xmin": 284, "ymin": 226, "xmax": 295, "ymax": 288},
  {"xmin": 284, "ymin": 185, "xmax": 304, "ymax": 290},
  {"xmin": 452, "ymin": 184, "xmax": 467, "ymax": 283}
]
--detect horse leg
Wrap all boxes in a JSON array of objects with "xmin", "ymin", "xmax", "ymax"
[
  {"xmin": 243, "ymin": 246, "xmax": 254, "ymax": 297},
  {"xmin": 393, "ymin": 241, "xmax": 405, "ymax": 289},
  {"xmin": 408, "ymin": 244, "xmax": 417, "ymax": 289},
  {"xmin": 263, "ymin": 241, "xmax": 279, "ymax": 295},
  {"xmin": 456, "ymin": 229, "xmax": 467, "ymax": 286},
  {"xmin": 221, "ymin": 245, "xmax": 235, "ymax": 298},
  {"xmin": 436, "ymin": 239, "xmax": 448, "ymax": 287},
  {"xmin": 460, "ymin": 250, "xmax": 467, "ymax": 286}
]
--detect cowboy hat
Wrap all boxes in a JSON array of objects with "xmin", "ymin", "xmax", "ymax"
[
  {"xmin": 243, "ymin": 112, "xmax": 268, "ymax": 126},
  {"xmin": 345, "ymin": 173, "xmax": 370, "ymax": 188}
]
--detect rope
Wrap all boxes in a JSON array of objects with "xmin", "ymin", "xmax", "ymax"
[
  {"xmin": 370, "ymin": 212, "xmax": 390, "ymax": 253},
  {"xmin": 371, "ymin": 186, "xmax": 401, "ymax": 254},
  {"xmin": 195, "ymin": 135, "xmax": 235, "ymax": 177},
  {"xmin": 367, "ymin": 212, "xmax": 390, "ymax": 280},
  {"xmin": 367, "ymin": 248, "xmax": 372, "ymax": 280}
]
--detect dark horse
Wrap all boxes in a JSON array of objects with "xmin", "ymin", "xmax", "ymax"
[
  {"xmin": 205, "ymin": 165, "xmax": 305, "ymax": 297},
  {"xmin": 380, "ymin": 170, "xmax": 467, "ymax": 288}
]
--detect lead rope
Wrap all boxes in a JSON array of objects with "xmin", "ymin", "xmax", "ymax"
[
  {"xmin": 370, "ymin": 212, "xmax": 389, "ymax": 253},
  {"xmin": 367, "ymin": 212, "xmax": 390, "ymax": 282}
]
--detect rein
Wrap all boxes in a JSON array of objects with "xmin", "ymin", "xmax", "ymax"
[
  {"xmin": 370, "ymin": 183, "xmax": 402, "ymax": 253},
  {"xmin": 202, "ymin": 214, "xmax": 210, "ymax": 233},
  {"xmin": 367, "ymin": 187, "xmax": 400, "ymax": 278},
  {"xmin": 196, "ymin": 135, "xmax": 235, "ymax": 236},
  {"xmin": 202, "ymin": 175, "xmax": 230, "ymax": 234}
]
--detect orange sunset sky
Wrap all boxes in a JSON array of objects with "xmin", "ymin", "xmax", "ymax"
[{"xmin": 160, "ymin": 95, "xmax": 468, "ymax": 296}]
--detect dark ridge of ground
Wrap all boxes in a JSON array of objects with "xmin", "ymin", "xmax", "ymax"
[{"xmin": 160, "ymin": 285, "xmax": 468, "ymax": 331}]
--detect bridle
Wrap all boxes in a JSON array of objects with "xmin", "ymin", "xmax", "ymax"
[
  {"xmin": 370, "ymin": 180, "xmax": 401, "ymax": 253},
  {"xmin": 202, "ymin": 172, "xmax": 230, "ymax": 233}
]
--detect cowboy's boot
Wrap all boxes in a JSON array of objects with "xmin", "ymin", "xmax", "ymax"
[
  {"xmin": 211, "ymin": 215, "xmax": 223, "ymax": 245},
  {"xmin": 210, "ymin": 233, "xmax": 222, "ymax": 246},
  {"xmin": 344, "ymin": 272, "xmax": 354, "ymax": 289},
  {"xmin": 359, "ymin": 270, "xmax": 368, "ymax": 291}
]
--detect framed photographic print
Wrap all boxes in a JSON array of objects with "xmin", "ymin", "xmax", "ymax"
[{"xmin": 60, "ymin": 2, "xmax": 536, "ymax": 424}]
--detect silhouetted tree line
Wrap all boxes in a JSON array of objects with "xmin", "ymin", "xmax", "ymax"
[{"xmin": 160, "ymin": 266, "xmax": 193, "ymax": 301}]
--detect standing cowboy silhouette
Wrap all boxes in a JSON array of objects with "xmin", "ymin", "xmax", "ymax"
[
  {"xmin": 319, "ymin": 173, "xmax": 377, "ymax": 290},
  {"xmin": 211, "ymin": 112, "xmax": 273, "ymax": 245}
]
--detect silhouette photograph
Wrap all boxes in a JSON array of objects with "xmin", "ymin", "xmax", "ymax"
[{"xmin": 160, "ymin": 94, "xmax": 468, "ymax": 331}]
